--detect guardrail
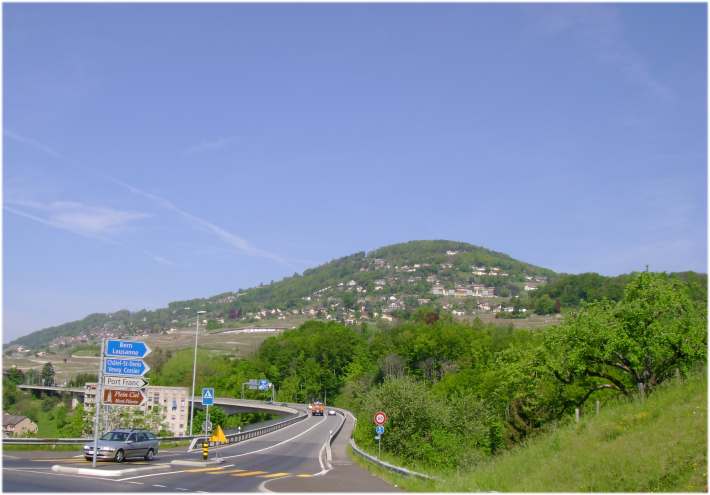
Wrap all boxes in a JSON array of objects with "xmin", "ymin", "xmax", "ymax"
[
  {"xmin": 346, "ymin": 412, "xmax": 436, "ymax": 481},
  {"xmin": 188, "ymin": 408, "xmax": 309, "ymax": 450},
  {"xmin": 3, "ymin": 433, "xmax": 217, "ymax": 446},
  {"xmin": 4, "ymin": 406, "xmax": 308, "ymax": 447}
]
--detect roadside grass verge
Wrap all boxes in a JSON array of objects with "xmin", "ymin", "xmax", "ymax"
[
  {"xmin": 3, "ymin": 444, "xmax": 81, "ymax": 452},
  {"xmin": 352, "ymin": 371, "xmax": 707, "ymax": 492}
]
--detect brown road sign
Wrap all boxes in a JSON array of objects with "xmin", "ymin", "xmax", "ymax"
[{"xmin": 103, "ymin": 388, "xmax": 145, "ymax": 406}]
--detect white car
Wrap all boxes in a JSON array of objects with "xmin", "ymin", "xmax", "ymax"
[{"xmin": 328, "ymin": 410, "xmax": 336, "ymax": 416}]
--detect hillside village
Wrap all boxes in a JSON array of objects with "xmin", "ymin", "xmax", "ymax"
[{"xmin": 6, "ymin": 241, "xmax": 556, "ymax": 353}]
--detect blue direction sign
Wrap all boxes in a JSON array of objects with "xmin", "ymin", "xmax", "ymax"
[
  {"xmin": 202, "ymin": 387, "xmax": 215, "ymax": 406},
  {"xmin": 258, "ymin": 379, "xmax": 270, "ymax": 391},
  {"xmin": 375, "ymin": 425, "xmax": 385, "ymax": 435},
  {"xmin": 105, "ymin": 340, "xmax": 151, "ymax": 358},
  {"xmin": 104, "ymin": 358, "xmax": 150, "ymax": 377}
]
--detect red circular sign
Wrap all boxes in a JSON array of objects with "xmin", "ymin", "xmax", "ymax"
[{"xmin": 373, "ymin": 411, "xmax": 387, "ymax": 425}]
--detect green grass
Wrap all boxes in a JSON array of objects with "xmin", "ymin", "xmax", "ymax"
[
  {"xmin": 3, "ymin": 444, "xmax": 81, "ymax": 452},
  {"xmin": 353, "ymin": 371, "xmax": 707, "ymax": 492}
]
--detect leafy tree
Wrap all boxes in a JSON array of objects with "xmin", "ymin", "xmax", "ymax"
[
  {"xmin": 40, "ymin": 362, "xmax": 55, "ymax": 386},
  {"xmin": 534, "ymin": 294, "xmax": 557, "ymax": 315},
  {"xmin": 544, "ymin": 272, "xmax": 706, "ymax": 405}
]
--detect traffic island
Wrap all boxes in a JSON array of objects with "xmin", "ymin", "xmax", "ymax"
[
  {"xmin": 170, "ymin": 458, "xmax": 225, "ymax": 467},
  {"xmin": 51, "ymin": 463, "xmax": 171, "ymax": 477}
]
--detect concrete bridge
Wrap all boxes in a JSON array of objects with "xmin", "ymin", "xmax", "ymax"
[{"xmin": 16, "ymin": 384, "xmax": 299, "ymax": 415}]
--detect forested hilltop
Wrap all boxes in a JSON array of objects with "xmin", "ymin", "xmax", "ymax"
[{"xmin": 6, "ymin": 239, "xmax": 705, "ymax": 352}]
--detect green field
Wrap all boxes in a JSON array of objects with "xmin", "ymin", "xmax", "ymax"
[
  {"xmin": 3, "ymin": 326, "xmax": 284, "ymax": 384},
  {"xmin": 353, "ymin": 370, "xmax": 708, "ymax": 492}
]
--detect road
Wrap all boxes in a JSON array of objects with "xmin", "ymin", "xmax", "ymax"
[{"xmin": 2, "ymin": 412, "xmax": 397, "ymax": 492}]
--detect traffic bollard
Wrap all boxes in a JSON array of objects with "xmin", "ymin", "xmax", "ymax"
[{"xmin": 202, "ymin": 440, "xmax": 209, "ymax": 461}]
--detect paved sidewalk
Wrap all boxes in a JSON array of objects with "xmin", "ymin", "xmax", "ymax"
[{"xmin": 265, "ymin": 413, "xmax": 399, "ymax": 492}]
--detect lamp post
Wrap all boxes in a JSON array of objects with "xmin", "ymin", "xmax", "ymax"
[{"xmin": 189, "ymin": 310, "xmax": 207, "ymax": 436}]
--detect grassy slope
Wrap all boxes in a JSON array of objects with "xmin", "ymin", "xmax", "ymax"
[{"xmin": 353, "ymin": 371, "xmax": 707, "ymax": 492}]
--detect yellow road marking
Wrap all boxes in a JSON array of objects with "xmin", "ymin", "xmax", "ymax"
[
  {"xmin": 296, "ymin": 474, "xmax": 313, "ymax": 478},
  {"xmin": 232, "ymin": 470, "xmax": 267, "ymax": 477},
  {"xmin": 206, "ymin": 468, "xmax": 244, "ymax": 475},
  {"xmin": 184, "ymin": 466, "xmax": 226, "ymax": 473},
  {"xmin": 259, "ymin": 472, "xmax": 290, "ymax": 479}
]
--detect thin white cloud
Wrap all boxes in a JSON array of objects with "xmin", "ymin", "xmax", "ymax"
[
  {"xmin": 527, "ymin": 5, "xmax": 674, "ymax": 101},
  {"xmin": 5, "ymin": 199, "xmax": 149, "ymax": 238},
  {"xmin": 145, "ymin": 252, "xmax": 175, "ymax": 266},
  {"xmin": 5, "ymin": 129, "xmax": 64, "ymax": 159},
  {"xmin": 4, "ymin": 128, "xmax": 296, "ymax": 267},
  {"xmin": 184, "ymin": 136, "xmax": 239, "ymax": 154},
  {"xmin": 106, "ymin": 176, "xmax": 289, "ymax": 265}
]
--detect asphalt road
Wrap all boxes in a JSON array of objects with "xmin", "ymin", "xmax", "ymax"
[{"xmin": 2, "ymin": 412, "xmax": 397, "ymax": 492}]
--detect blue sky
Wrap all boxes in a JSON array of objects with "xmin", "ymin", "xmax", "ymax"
[{"xmin": 4, "ymin": 4, "xmax": 707, "ymax": 342}]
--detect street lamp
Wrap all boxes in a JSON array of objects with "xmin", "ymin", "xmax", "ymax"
[{"xmin": 189, "ymin": 310, "xmax": 207, "ymax": 436}]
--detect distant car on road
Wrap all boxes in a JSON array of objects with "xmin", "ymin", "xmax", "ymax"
[
  {"xmin": 83, "ymin": 428, "xmax": 159, "ymax": 462},
  {"xmin": 328, "ymin": 410, "xmax": 336, "ymax": 416}
]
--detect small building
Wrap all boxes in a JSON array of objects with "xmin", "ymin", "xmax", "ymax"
[{"xmin": 3, "ymin": 413, "xmax": 38, "ymax": 437}]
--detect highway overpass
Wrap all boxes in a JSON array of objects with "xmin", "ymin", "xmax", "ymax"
[{"xmin": 16, "ymin": 384, "xmax": 300, "ymax": 415}]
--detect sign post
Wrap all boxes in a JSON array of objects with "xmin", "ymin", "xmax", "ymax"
[
  {"xmin": 91, "ymin": 339, "xmax": 107, "ymax": 468},
  {"xmin": 96, "ymin": 339, "xmax": 151, "ymax": 466},
  {"xmin": 373, "ymin": 411, "xmax": 387, "ymax": 460},
  {"xmin": 202, "ymin": 388, "xmax": 214, "ymax": 460}
]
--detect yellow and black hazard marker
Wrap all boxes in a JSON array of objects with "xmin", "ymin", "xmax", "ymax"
[{"xmin": 202, "ymin": 440, "xmax": 209, "ymax": 461}]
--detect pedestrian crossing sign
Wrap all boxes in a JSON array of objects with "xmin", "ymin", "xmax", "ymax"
[
  {"xmin": 202, "ymin": 387, "xmax": 215, "ymax": 405},
  {"xmin": 210, "ymin": 425, "xmax": 227, "ymax": 443}
]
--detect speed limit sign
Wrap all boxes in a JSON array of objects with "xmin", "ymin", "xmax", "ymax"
[{"xmin": 373, "ymin": 411, "xmax": 387, "ymax": 426}]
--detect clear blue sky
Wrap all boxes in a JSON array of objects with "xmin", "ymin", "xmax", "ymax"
[{"xmin": 4, "ymin": 4, "xmax": 707, "ymax": 342}]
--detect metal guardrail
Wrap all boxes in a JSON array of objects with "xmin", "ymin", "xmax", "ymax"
[
  {"xmin": 2, "ymin": 433, "xmax": 217, "ymax": 446},
  {"xmin": 4, "ymin": 407, "xmax": 308, "ymax": 447},
  {"xmin": 186, "ymin": 405, "xmax": 309, "ymax": 450},
  {"xmin": 349, "ymin": 437, "xmax": 436, "ymax": 480},
  {"xmin": 346, "ymin": 411, "xmax": 436, "ymax": 481},
  {"xmin": 193, "ymin": 409, "xmax": 308, "ymax": 448}
]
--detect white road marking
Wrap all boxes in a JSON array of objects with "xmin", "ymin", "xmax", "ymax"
[
  {"xmin": 2, "ymin": 467, "xmax": 116, "ymax": 483},
  {"xmin": 176, "ymin": 488, "xmax": 188, "ymax": 491},
  {"xmin": 220, "ymin": 417, "xmax": 327, "ymax": 460},
  {"xmin": 117, "ymin": 469, "xmax": 191, "ymax": 481}
]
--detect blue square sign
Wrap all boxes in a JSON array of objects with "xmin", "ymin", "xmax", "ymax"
[{"xmin": 202, "ymin": 387, "xmax": 215, "ymax": 406}]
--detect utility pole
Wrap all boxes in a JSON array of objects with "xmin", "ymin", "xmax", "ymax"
[
  {"xmin": 189, "ymin": 310, "xmax": 207, "ymax": 436},
  {"xmin": 91, "ymin": 339, "xmax": 106, "ymax": 468}
]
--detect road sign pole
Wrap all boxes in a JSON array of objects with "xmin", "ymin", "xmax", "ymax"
[
  {"xmin": 91, "ymin": 338, "xmax": 106, "ymax": 468},
  {"xmin": 378, "ymin": 436, "xmax": 381, "ymax": 459},
  {"xmin": 205, "ymin": 405, "xmax": 210, "ymax": 460}
]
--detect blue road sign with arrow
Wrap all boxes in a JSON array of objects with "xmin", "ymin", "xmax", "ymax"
[
  {"xmin": 202, "ymin": 387, "xmax": 215, "ymax": 406},
  {"xmin": 105, "ymin": 340, "xmax": 151, "ymax": 358},
  {"xmin": 104, "ymin": 358, "xmax": 150, "ymax": 377}
]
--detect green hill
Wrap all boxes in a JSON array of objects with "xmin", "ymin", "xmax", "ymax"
[
  {"xmin": 6, "ymin": 240, "xmax": 706, "ymax": 352},
  {"xmin": 357, "ymin": 370, "xmax": 708, "ymax": 492},
  {"xmin": 6, "ymin": 240, "xmax": 555, "ymax": 350}
]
